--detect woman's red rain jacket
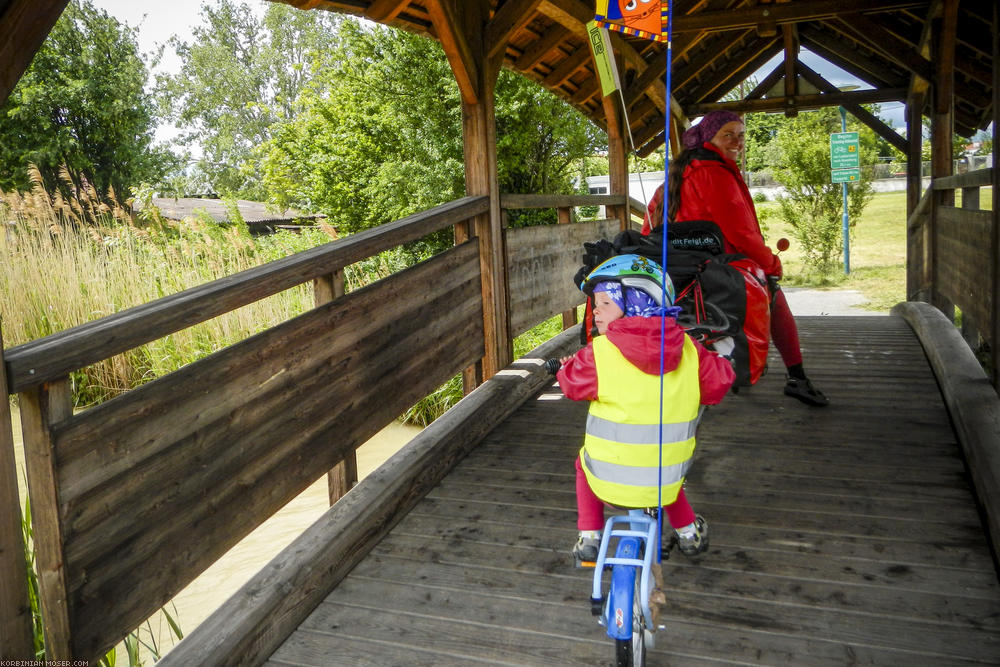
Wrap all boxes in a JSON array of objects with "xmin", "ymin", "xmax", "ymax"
[{"xmin": 641, "ymin": 142, "xmax": 782, "ymax": 277}]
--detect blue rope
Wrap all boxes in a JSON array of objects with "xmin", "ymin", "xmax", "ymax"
[{"xmin": 656, "ymin": 0, "xmax": 674, "ymax": 565}]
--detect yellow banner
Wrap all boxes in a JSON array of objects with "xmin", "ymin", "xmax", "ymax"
[{"xmin": 586, "ymin": 20, "xmax": 620, "ymax": 98}]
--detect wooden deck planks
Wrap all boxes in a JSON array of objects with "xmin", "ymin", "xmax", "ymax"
[{"xmin": 267, "ymin": 315, "xmax": 1000, "ymax": 666}]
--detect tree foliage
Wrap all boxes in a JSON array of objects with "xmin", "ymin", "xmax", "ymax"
[
  {"xmin": 157, "ymin": 1, "xmax": 341, "ymax": 196},
  {"xmin": 257, "ymin": 19, "xmax": 603, "ymax": 240},
  {"xmin": 0, "ymin": 0, "xmax": 173, "ymax": 201},
  {"xmin": 764, "ymin": 107, "xmax": 875, "ymax": 271}
]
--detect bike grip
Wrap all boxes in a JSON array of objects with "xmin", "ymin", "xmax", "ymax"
[{"xmin": 544, "ymin": 358, "xmax": 561, "ymax": 375}]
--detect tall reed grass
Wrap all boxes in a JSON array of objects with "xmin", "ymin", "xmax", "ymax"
[{"xmin": 1, "ymin": 170, "xmax": 408, "ymax": 408}]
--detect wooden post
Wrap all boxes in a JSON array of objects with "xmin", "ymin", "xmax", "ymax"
[
  {"xmin": 557, "ymin": 206, "xmax": 578, "ymax": 330},
  {"xmin": 905, "ymin": 100, "xmax": 925, "ymax": 302},
  {"xmin": 992, "ymin": 1, "xmax": 999, "ymax": 387},
  {"xmin": 929, "ymin": 0, "xmax": 957, "ymax": 319},
  {"xmin": 314, "ymin": 272, "xmax": 358, "ymax": 505},
  {"xmin": 602, "ymin": 93, "xmax": 629, "ymax": 231},
  {"xmin": 19, "ymin": 379, "xmax": 72, "ymax": 660},
  {"xmin": 0, "ymin": 328, "xmax": 34, "ymax": 659},
  {"xmin": 959, "ymin": 186, "xmax": 981, "ymax": 349}
]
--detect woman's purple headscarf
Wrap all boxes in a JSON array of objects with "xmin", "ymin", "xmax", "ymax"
[
  {"xmin": 592, "ymin": 281, "xmax": 660, "ymax": 318},
  {"xmin": 681, "ymin": 110, "xmax": 743, "ymax": 150}
]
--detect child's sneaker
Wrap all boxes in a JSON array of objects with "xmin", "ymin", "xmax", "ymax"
[
  {"xmin": 572, "ymin": 531, "xmax": 601, "ymax": 567},
  {"xmin": 675, "ymin": 516, "xmax": 709, "ymax": 557}
]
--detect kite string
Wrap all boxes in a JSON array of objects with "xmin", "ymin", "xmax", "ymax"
[{"xmin": 656, "ymin": 0, "xmax": 674, "ymax": 565}]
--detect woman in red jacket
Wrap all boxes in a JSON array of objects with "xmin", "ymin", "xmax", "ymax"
[{"xmin": 643, "ymin": 110, "xmax": 828, "ymax": 406}]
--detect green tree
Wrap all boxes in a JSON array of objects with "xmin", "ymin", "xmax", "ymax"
[
  {"xmin": 157, "ymin": 1, "xmax": 341, "ymax": 196},
  {"xmin": 258, "ymin": 19, "xmax": 603, "ymax": 241},
  {"xmin": 764, "ymin": 107, "xmax": 875, "ymax": 271},
  {"xmin": 0, "ymin": 0, "xmax": 173, "ymax": 201}
]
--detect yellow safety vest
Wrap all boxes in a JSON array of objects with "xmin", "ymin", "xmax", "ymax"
[{"xmin": 581, "ymin": 333, "xmax": 702, "ymax": 508}]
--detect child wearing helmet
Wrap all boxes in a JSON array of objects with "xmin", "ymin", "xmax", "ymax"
[{"xmin": 556, "ymin": 254, "xmax": 735, "ymax": 564}]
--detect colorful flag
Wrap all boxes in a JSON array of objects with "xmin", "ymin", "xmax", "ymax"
[
  {"xmin": 586, "ymin": 21, "xmax": 621, "ymax": 97},
  {"xmin": 595, "ymin": 0, "xmax": 668, "ymax": 43}
]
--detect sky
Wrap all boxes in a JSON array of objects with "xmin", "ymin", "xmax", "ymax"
[{"xmin": 91, "ymin": 0, "xmax": 906, "ymax": 140}]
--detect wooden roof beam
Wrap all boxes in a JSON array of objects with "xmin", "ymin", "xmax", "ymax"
[
  {"xmin": 512, "ymin": 22, "xmax": 568, "ymax": 71},
  {"xmin": 797, "ymin": 62, "xmax": 909, "ymax": 152},
  {"xmin": 831, "ymin": 14, "xmax": 933, "ymax": 84},
  {"xmin": 683, "ymin": 37, "xmax": 781, "ymax": 105},
  {"xmin": 486, "ymin": 0, "xmax": 544, "ymax": 61},
  {"xmin": 799, "ymin": 26, "xmax": 902, "ymax": 88},
  {"xmin": 746, "ymin": 61, "xmax": 786, "ymax": 99},
  {"xmin": 425, "ymin": 0, "xmax": 481, "ymax": 103},
  {"xmin": 685, "ymin": 86, "xmax": 906, "ymax": 115},
  {"xmin": 671, "ymin": 0, "xmax": 930, "ymax": 33},
  {"xmin": 0, "ymin": 0, "xmax": 69, "ymax": 106},
  {"xmin": 366, "ymin": 0, "xmax": 410, "ymax": 22},
  {"xmin": 542, "ymin": 43, "xmax": 589, "ymax": 89},
  {"xmin": 783, "ymin": 24, "xmax": 800, "ymax": 116}
]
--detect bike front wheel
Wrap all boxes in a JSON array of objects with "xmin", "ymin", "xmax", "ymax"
[{"xmin": 614, "ymin": 568, "xmax": 648, "ymax": 667}]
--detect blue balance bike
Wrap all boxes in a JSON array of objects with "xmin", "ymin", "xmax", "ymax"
[{"xmin": 589, "ymin": 510, "xmax": 666, "ymax": 667}]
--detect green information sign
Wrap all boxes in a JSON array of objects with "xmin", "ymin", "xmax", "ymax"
[
  {"xmin": 832, "ymin": 168, "xmax": 861, "ymax": 183},
  {"xmin": 830, "ymin": 131, "xmax": 860, "ymax": 169}
]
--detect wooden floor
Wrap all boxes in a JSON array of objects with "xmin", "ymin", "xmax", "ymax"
[{"xmin": 266, "ymin": 316, "xmax": 1000, "ymax": 666}]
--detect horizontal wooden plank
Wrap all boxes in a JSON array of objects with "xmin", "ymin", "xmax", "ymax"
[
  {"xmin": 4, "ymin": 196, "xmax": 489, "ymax": 392},
  {"xmin": 500, "ymin": 193, "xmax": 626, "ymax": 209},
  {"xmin": 155, "ymin": 328, "xmax": 584, "ymax": 666},
  {"xmin": 506, "ymin": 219, "xmax": 619, "ymax": 335},
  {"xmin": 933, "ymin": 168, "xmax": 994, "ymax": 190},
  {"xmin": 59, "ymin": 245, "xmax": 485, "ymax": 658}
]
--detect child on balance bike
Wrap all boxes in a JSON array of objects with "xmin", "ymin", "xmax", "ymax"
[{"xmin": 555, "ymin": 254, "xmax": 735, "ymax": 565}]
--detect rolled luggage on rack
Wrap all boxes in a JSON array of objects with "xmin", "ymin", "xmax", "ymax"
[{"xmin": 575, "ymin": 220, "xmax": 771, "ymax": 387}]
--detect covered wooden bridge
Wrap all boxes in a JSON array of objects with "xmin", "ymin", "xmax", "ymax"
[{"xmin": 1, "ymin": 0, "xmax": 999, "ymax": 664}]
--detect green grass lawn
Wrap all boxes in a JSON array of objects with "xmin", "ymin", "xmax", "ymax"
[
  {"xmin": 759, "ymin": 189, "xmax": 907, "ymax": 312},
  {"xmin": 759, "ymin": 186, "xmax": 993, "ymax": 313}
]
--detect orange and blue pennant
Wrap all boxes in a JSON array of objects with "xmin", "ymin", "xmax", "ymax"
[{"xmin": 595, "ymin": 0, "xmax": 668, "ymax": 44}]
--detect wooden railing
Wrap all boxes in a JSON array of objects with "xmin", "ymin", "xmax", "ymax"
[
  {"xmin": 0, "ymin": 192, "xmax": 629, "ymax": 661},
  {"xmin": 908, "ymin": 168, "xmax": 997, "ymax": 378}
]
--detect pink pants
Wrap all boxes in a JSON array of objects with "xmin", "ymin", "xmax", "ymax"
[
  {"xmin": 575, "ymin": 455, "xmax": 697, "ymax": 531},
  {"xmin": 770, "ymin": 287, "xmax": 803, "ymax": 368}
]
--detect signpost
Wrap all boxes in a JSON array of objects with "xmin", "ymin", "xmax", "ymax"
[{"xmin": 830, "ymin": 119, "xmax": 859, "ymax": 274}]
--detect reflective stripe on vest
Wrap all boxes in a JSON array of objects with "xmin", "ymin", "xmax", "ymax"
[{"xmin": 581, "ymin": 332, "xmax": 701, "ymax": 508}]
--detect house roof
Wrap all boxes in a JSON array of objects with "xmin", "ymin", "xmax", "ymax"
[{"xmin": 138, "ymin": 197, "xmax": 325, "ymax": 230}]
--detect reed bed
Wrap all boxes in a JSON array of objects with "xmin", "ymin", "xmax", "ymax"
[{"xmin": 1, "ymin": 171, "xmax": 408, "ymax": 408}]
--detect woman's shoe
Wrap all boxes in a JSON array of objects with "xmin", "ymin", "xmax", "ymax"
[{"xmin": 784, "ymin": 375, "xmax": 829, "ymax": 407}]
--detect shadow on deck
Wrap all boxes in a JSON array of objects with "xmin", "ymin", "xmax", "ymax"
[{"xmin": 263, "ymin": 315, "xmax": 999, "ymax": 665}]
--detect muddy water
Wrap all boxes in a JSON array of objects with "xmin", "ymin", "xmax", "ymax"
[{"xmin": 6, "ymin": 406, "xmax": 421, "ymax": 658}]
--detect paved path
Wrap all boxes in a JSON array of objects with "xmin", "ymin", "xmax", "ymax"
[{"xmin": 782, "ymin": 287, "xmax": 885, "ymax": 316}]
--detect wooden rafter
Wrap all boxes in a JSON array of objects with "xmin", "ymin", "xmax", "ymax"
[
  {"xmin": 671, "ymin": 0, "xmax": 930, "ymax": 33},
  {"xmin": 425, "ymin": 0, "xmax": 480, "ymax": 103},
  {"xmin": 831, "ymin": 14, "xmax": 933, "ymax": 84},
  {"xmin": 685, "ymin": 86, "xmax": 906, "ymax": 116},
  {"xmin": 512, "ymin": 22, "xmax": 567, "ymax": 71},
  {"xmin": 0, "ymin": 0, "xmax": 69, "ymax": 106},
  {"xmin": 800, "ymin": 25, "xmax": 904, "ymax": 88},
  {"xmin": 797, "ymin": 62, "xmax": 909, "ymax": 153},
  {"xmin": 366, "ymin": 0, "xmax": 410, "ymax": 22},
  {"xmin": 486, "ymin": 0, "xmax": 543, "ymax": 61}
]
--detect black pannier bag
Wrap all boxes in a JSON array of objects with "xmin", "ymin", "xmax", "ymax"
[{"xmin": 575, "ymin": 221, "xmax": 770, "ymax": 387}]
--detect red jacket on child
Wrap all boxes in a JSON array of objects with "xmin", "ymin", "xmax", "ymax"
[{"xmin": 558, "ymin": 315, "xmax": 734, "ymax": 404}]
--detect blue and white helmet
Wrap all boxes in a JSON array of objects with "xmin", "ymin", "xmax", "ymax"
[{"xmin": 580, "ymin": 254, "xmax": 675, "ymax": 307}]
